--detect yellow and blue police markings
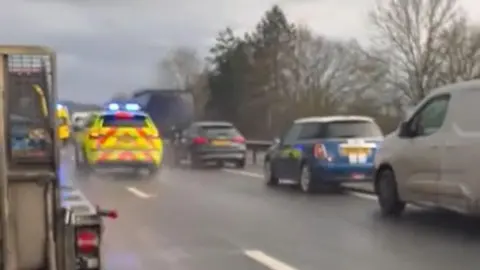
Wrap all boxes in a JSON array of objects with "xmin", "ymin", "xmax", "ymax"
[
  {"xmin": 280, "ymin": 144, "xmax": 303, "ymax": 159},
  {"xmin": 338, "ymin": 139, "xmax": 377, "ymax": 164}
]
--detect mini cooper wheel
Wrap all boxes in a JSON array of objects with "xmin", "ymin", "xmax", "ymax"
[
  {"xmin": 264, "ymin": 160, "xmax": 279, "ymax": 186},
  {"xmin": 299, "ymin": 165, "xmax": 317, "ymax": 193}
]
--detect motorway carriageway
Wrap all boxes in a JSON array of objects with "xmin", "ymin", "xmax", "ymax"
[{"xmin": 61, "ymin": 149, "xmax": 480, "ymax": 270}]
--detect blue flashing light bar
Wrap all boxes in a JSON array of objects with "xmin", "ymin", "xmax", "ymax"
[
  {"xmin": 56, "ymin": 104, "xmax": 63, "ymax": 109},
  {"xmin": 108, "ymin": 103, "xmax": 120, "ymax": 111},
  {"xmin": 125, "ymin": 103, "xmax": 140, "ymax": 111},
  {"xmin": 106, "ymin": 102, "xmax": 141, "ymax": 111}
]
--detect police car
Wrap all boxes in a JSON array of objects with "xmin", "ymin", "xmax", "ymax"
[
  {"xmin": 73, "ymin": 103, "xmax": 163, "ymax": 175},
  {"xmin": 263, "ymin": 116, "xmax": 383, "ymax": 193}
]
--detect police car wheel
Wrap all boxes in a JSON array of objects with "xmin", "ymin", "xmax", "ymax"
[
  {"xmin": 147, "ymin": 166, "xmax": 160, "ymax": 176},
  {"xmin": 377, "ymin": 169, "xmax": 405, "ymax": 217},
  {"xmin": 264, "ymin": 160, "xmax": 279, "ymax": 186},
  {"xmin": 299, "ymin": 165, "xmax": 316, "ymax": 193}
]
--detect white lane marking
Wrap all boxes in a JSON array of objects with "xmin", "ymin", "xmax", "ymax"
[
  {"xmin": 349, "ymin": 191, "xmax": 376, "ymax": 201},
  {"xmin": 244, "ymin": 250, "xmax": 299, "ymax": 270},
  {"xmin": 222, "ymin": 168, "xmax": 263, "ymax": 178},
  {"xmin": 126, "ymin": 187, "xmax": 152, "ymax": 198}
]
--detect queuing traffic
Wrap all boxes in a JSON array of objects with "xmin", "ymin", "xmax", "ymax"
[
  {"xmin": 63, "ymin": 80, "xmax": 480, "ymax": 220},
  {"xmin": 50, "ymin": 80, "xmax": 480, "ymax": 269}
]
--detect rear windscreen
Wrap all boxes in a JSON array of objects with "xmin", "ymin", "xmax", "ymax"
[
  {"xmin": 200, "ymin": 125, "xmax": 240, "ymax": 137},
  {"xmin": 298, "ymin": 120, "xmax": 383, "ymax": 140},
  {"xmin": 325, "ymin": 121, "xmax": 383, "ymax": 138},
  {"xmin": 58, "ymin": 116, "xmax": 68, "ymax": 125},
  {"xmin": 101, "ymin": 115, "xmax": 147, "ymax": 127}
]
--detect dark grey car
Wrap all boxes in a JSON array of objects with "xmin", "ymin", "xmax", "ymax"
[{"xmin": 173, "ymin": 121, "xmax": 247, "ymax": 168}]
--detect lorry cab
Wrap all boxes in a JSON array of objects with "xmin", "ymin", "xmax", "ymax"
[
  {"xmin": 375, "ymin": 80, "xmax": 480, "ymax": 217},
  {"xmin": 264, "ymin": 115, "xmax": 383, "ymax": 193}
]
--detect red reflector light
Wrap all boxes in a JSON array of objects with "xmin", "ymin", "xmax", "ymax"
[
  {"xmin": 96, "ymin": 206, "xmax": 118, "ymax": 219},
  {"xmin": 232, "ymin": 136, "xmax": 245, "ymax": 143},
  {"xmin": 76, "ymin": 230, "xmax": 98, "ymax": 253},
  {"xmin": 114, "ymin": 112, "xmax": 133, "ymax": 119},
  {"xmin": 192, "ymin": 137, "xmax": 208, "ymax": 144}
]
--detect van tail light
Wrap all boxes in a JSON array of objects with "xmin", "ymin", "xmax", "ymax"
[
  {"xmin": 232, "ymin": 136, "xmax": 245, "ymax": 143},
  {"xmin": 192, "ymin": 137, "xmax": 208, "ymax": 144},
  {"xmin": 313, "ymin": 144, "xmax": 328, "ymax": 159},
  {"xmin": 76, "ymin": 230, "xmax": 99, "ymax": 254}
]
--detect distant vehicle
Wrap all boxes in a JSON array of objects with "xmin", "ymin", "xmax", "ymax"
[
  {"xmin": 56, "ymin": 104, "xmax": 70, "ymax": 145},
  {"xmin": 264, "ymin": 116, "xmax": 384, "ymax": 193},
  {"xmin": 72, "ymin": 111, "xmax": 98, "ymax": 129},
  {"xmin": 374, "ymin": 80, "xmax": 480, "ymax": 217},
  {"xmin": 74, "ymin": 102, "xmax": 163, "ymax": 176},
  {"xmin": 129, "ymin": 89, "xmax": 194, "ymax": 139},
  {"xmin": 173, "ymin": 121, "xmax": 247, "ymax": 168}
]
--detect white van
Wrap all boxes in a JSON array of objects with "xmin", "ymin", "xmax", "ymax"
[{"xmin": 374, "ymin": 80, "xmax": 480, "ymax": 216}]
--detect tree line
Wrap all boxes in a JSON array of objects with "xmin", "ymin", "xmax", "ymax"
[{"xmin": 158, "ymin": 0, "xmax": 480, "ymax": 139}]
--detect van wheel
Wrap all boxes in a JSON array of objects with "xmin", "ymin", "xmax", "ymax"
[
  {"xmin": 264, "ymin": 160, "xmax": 279, "ymax": 186},
  {"xmin": 377, "ymin": 169, "xmax": 405, "ymax": 217}
]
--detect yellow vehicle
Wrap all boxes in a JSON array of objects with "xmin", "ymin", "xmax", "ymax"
[
  {"xmin": 74, "ymin": 103, "xmax": 163, "ymax": 175},
  {"xmin": 56, "ymin": 104, "xmax": 70, "ymax": 144}
]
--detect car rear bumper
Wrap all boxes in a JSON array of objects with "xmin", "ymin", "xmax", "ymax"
[
  {"xmin": 87, "ymin": 150, "xmax": 162, "ymax": 165},
  {"xmin": 92, "ymin": 160, "xmax": 159, "ymax": 169},
  {"xmin": 194, "ymin": 151, "xmax": 246, "ymax": 162},
  {"xmin": 311, "ymin": 162, "xmax": 375, "ymax": 183}
]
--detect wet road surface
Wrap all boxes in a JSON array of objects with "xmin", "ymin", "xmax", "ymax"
[{"xmin": 62, "ymin": 150, "xmax": 480, "ymax": 270}]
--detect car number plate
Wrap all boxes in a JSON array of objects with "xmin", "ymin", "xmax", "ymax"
[
  {"xmin": 212, "ymin": 140, "xmax": 230, "ymax": 146},
  {"xmin": 352, "ymin": 173, "xmax": 365, "ymax": 180}
]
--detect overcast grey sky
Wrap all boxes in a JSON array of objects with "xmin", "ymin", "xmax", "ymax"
[{"xmin": 1, "ymin": 0, "xmax": 479, "ymax": 102}]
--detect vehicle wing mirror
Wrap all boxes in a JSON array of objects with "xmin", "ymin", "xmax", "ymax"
[
  {"xmin": 273, "ymin": 137, "xmax": 281, "ymax": 145},
  {"xmin": 398, "ymin": 121, "xmax": 412, "ymax": 137}
]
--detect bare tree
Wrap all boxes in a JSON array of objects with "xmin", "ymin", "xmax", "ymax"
[
  {"xmin": 369, "ymin": 0, "xmax": 463, "ymax": 103},
  {"xmin": 158, "ymin": 47, "xmax": 203, "ymax": 89},
  {"xmin": 435, "ymin": 17, "xmax": 480, "ymax": 84},
  {"xmin": 288, "ymin": 26, "xmax": 367, "ymax": 117}
]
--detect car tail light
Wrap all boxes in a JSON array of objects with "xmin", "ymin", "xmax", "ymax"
[
  {"xmin": 313, "ymin": 144, "xmax": 328, "ymax": 159},
  {"xmin": 88, "ymin": 132, "xmax": 102, "ymax": 139},
  {"xmin": 232, "ymin": 136, "xmax": 245, "ymax": 143},
  {"xmin": 76, "ymin": 230, "xmax": 99, "ymax": 254},
  {"xmin": 192, "ymin": 136, "xmax": 208, "ymax": 144}
]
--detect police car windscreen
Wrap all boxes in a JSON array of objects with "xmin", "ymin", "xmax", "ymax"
[
  {"xmin": 325, "ymin": 120, "xmax": 383, "ymax": 138},
  {"xmin": 102, "ymin": 115, "xmax": 147, "ymax": 127},
  {"xmin": 200, "ymin": 125, "xmax": 240, "ymax": 138}
]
